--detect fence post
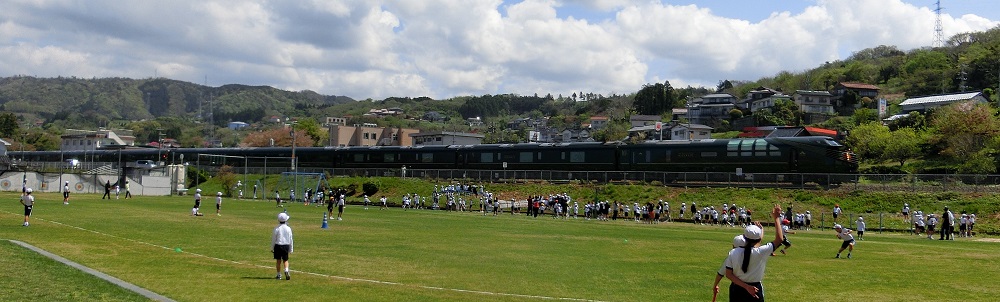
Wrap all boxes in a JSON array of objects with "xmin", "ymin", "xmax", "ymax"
[
  {"xmin": 879, "ymin": 212, "xmax": 883, "ymax": 234},
  {"xmin": 821, "ymin": 212, "xmax": 825, "ymax": 230}
]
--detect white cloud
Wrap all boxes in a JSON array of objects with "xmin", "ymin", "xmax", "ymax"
[{"xmin": 0, "ymin": 0, "xmax": 997, "ymax": 101}]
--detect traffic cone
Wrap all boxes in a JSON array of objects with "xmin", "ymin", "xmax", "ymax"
[{"xmin": 321, "ymin": 213, "xmax": 328, "ymax": 229}]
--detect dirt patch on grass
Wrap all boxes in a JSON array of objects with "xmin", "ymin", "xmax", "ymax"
[{"xmin": 974, "ymin": 238, "xmax": 1000, "ymax": 243}]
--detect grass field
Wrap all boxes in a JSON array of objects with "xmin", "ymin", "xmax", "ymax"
[{"xmin": 1, "ymin": 191, "xmax": 998, "ymax": 301}]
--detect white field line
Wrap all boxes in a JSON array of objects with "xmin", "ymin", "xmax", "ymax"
[{"xmin": 5, "ymin": 210, "xmax": 606, "ymax": 302}]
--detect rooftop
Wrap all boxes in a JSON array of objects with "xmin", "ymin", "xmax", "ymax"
[
  {"xmin": 899, "ymin": 91, "xmax": 983, "ymax": 106},
  {"xmin": 838, "ymin": 82, "xmax": 881, "ymax": 90}
]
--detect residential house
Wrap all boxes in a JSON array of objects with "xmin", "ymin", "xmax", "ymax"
[
  {"xmin": 410, "ymin": 131, "xmax": 485, "ymax": 145},
  {"xmin": 629, "ymin": 115, "xmax": 661, "ymax": 128},
  {"xmin": 467, "ymin": 117, "xmax": 483, "ymax": 127},
  {"xmin": 328, "ymin": 123, "xmax": 418, "ymax": 147},
  {"xmin": 558, "ymin": 129, "xmax": 591, "ymax": 143},
  {"xmin": 688, "ymin": 93, "xmax": 737, "ymax": 125},
  {"xmin": 792, "ymin": 90, "xmax": 835, "ymax": 114},
  {"xmin": 738, "ymin": 87, "xmax": 780, "ymax": 110},
  {"xmin": 833, "ymin": 82, "xmax": 880, "ymax": 99},
  {"xmin": 227, "ymin": 121, "xmax": 249, "ymax": 130},
  {"xmin": 60, "ymin": 129, "xmax": 136, "ymax": 151},
  {"xmin": 627, "ymin": 124, "xmax": 664, "ymax": 141},
  {"xmin": 671, "ymin": 108, "xmax": 688, "ymax": 121},
  {"xmin": 669, "ymin": 123, "xmax": 713, "ymax": 140},
  {"xmin": 325, "ymin": 117, "xmax": 347, "ymax": 126},
  {"xmin": 267, "ymin": 116, "xmax": 282, "ymax": 123},
  {"xmin": 765, "ymin": 126, "xmax": 839, "ymax": 139},
  {"xmin": 897, "ymin": 91, "xmax": 988, "ymax": 113},
  {"xmin": 588, "ymin": 116, "xmax": 609, "ymax": 130}
]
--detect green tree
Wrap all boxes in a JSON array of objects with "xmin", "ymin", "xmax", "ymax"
[
  {"xmin": 883, "ymin": 127, "xmax": 922, "ymax": 167},
  {"xmin": 0, "ymin": 112, "xmax": 20, "ymax": 138},
  {"xmin": 852, "ymin": 108, "xmax": 879, "ymax": 125},
  {"xmin": 930, "ymin": 102, "xmax": 1000, "ymax": 159},
  {"xmin": 633, "ymin": 81, "xmax": 675, "ymax": 115},
  {"xmin": 845, "ymin": 122, "xmax": 889, "ymax": 161},
  {"xmin": 216, "ymin": 165, "xmax": 237, "ymax": 197},
  {"xmin": 728, "ymin": 109, "xmax": 743, "ymax": 120}
]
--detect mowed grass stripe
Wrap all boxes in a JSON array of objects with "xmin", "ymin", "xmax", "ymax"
[{"xmin": 1, "ymin": 192, "xmax": 998, "ymax": 301}]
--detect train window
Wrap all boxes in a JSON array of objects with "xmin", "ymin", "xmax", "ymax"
[
  {"xmin": 481, "ymin": 153, "xmax": 494, "ymax": 163},
  {"xmin": 727, "ymin": 141, "xmax": 739, "ymax": 151},
  {"xmin": 755, "ymin": 151, "xmax": 767, "ymax": 156},
  {"xmin": 519, "ymin": 152, "xmax": 533, "ymax": 163},
  {"xmin": 353, "ymin": 154, "xmax": 365, "ymax": 162},
  {"xmin": 754, "ymin": 140, "xmax": 767, "ymax": 150},
  {"xmin": 385, "ymin": 153, "xmax": 396, "ymax": 163},
  {"xmin": 728, "ymin": 152, "xmax": 737, "ymax": 157},
  {"xmin": 769, "ymin": 145, "xmax": 779, "ymax": 151},
  {"xmin": 741, "ymin": 151, "xmax": 752, "ymax": 157},
  {"xmin": 770, "ymin": 151, "xmax": 781, "ymax": 156},
  {"xmin": 570, "ymin": 151, "xmax": 585, "ymax": 163},
  {"xmin": 701, "ymin": 152, "xmax": 718, "ymax": 157},
  {"xmin": 370, "ymin": 153, "xmax": 384, "ymax": 162},
  {"xmin": 740, "ymin": 140, "xmax": 753, "ymax": 150},
  {"xmin": 421, "ymin": 153, "xmax": 434, "ymax": 163}
]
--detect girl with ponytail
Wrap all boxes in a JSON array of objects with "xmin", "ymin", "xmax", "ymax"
[{"xmin": 724, "ymin": 204, "xmax": 783, "ymax": 301}]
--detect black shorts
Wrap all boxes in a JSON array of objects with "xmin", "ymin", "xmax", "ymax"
[
  {"xmin": 806, "ymin": 219, "xmax": 811, "ymax": 225},
  {"xmin": 63, "ymin": 192, "xmax": 70, "ymax": 198},
  {"xmin": 327, "ymin": 203, "xmax": 334, "ymax": 211},
  {"xmin": 781, "ymin": 237, "xmax": 792, "ymax": 247},
  {"xmin": 24, "ymin": 205, "xmax": 32, "ymax": 216},
  {"xmin": 928, "ymin": 225, "xmax": 936, "ymax": 232},
  {"xmin": 338, "ymin": 204, "xmax": 344, "ymax": 213},
  {"xmin": 841, "ymin": 239, "xmax": 855, "ymax": 249},
  {"xmin": 273, "ymin": 244, "xmax": 290, "ymax": 261},
  {"xmin": 194, "ymin": 201, "xmax": 201, "ymax": 209},
  {"xmin": 216, "ymin": 203, "xmax": 221, "ymax": 210},
  {"xmin": 916, "ymin": 225, "xmax": 925, "ymax": 232},
  {"xmin": 833, "ymin": 213, "xmax": 839, "ymax": 219}
]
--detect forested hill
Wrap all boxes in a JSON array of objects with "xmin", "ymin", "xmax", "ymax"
[{"xmin": 0, "ymin": 76, "xmax": 354, "ymax": 128}]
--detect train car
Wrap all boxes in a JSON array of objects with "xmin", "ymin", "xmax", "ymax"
[{"xmin": 9, "ymin": 136, "xmax": 857, "ymax": 182}]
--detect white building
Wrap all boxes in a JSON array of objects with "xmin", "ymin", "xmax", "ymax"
[
  {"xmin": 898, "ymin": 91, "xmax": 988, "ymax": 112},
  {"xmin": 410, "ymin": 131, "xmax": 485, "ymax": 145},
  {"xmin": 60, "ymin": 129, "xmax": 136, "ymax": 151},
  {"xmin": 669, "ymin": 124, "xmax": 713, "ymax": 140}
]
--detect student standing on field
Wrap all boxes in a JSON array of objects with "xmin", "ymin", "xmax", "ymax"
[
  {"xmin": 724, "ymin": 204, "xmax": 784, "ymax": 301},
  {"xmin": 834, "ymin": 224, "xmax": 855, "ymax": 259},
  {"xmin": 215, "ymin": 192, "xmax": 223, "ymax": 216},
  {"xmin": 832, "ymin": 204, "xmax": 842, "ymax": 223},
  {"xmin": 115, "ymin": 183, "xmax": 121, "ymax": 199},
  {"xmin": 274, "ymin": 190, "xmax": 282, "ymax": 208},
  {"xmin": 272, "ymin": 213, "xmax": 293, "ymax": 280},
  {"xmin": 124, "ymin": 181, "xmax": 132, "ymax": 199},
  {"xmin": 855, "ymin": 216, "xmax": 866, "ymax": 240},
  {"xmin": 713, "ymin": 235, "xmax": 746, "ymax": 300},
  {"xmin": 102, "ymin": 180, "xmax": 112, "ymax": 199},
  {"xmin": 21, "ymin": 188, "xmax": 34, "ymax": 226},
  {"xmin": 191, "ymin": 189, "xmax": 203, "ymax": 216},
  {"xmin": 62, "ymin": 181, "xmax": 71, "ymax": 205},
  {"xmin": 940, "ymin": 207, "xmax": 955, "ymax": 240}
]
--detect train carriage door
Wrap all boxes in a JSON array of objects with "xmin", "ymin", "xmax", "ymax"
[
  {"xmin": 455, "ymin": 150, "xmax": 465, "ymax": 169},
  {"xmin": 789, "ymin": 148, "xmax": 799, "ymax": 172}
]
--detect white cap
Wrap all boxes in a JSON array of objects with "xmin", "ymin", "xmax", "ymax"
[
  {"xmin": 743, "ymin": 225, "xmax": 762, "ymax": 240},
  {"xmin": 217, "ymin": 192, "xmax": 222, "ymax": 196},
  {"xmin": 834, "ymin": 224, "xmax": 842, "ymax": 229},
  {"xmin": 732, "ymin": 234, "xmax": 747, "ymax": 248},
  {"xmin": 25, "ymin": 188, "xmax": 32, "ymax": 193},
  {"xmin": 195, "ymin": 188, "xmax": 202, "ymax": 193},
  {"xmin": 857, "ymin": 216, "xmax": 863, "ymax": 221},
  {"xmin": 65, "ymin": 181, "xmax": 69, "ymax": 184},
  {"xmin": 277, "ymin": 213, "xmax": 289, "ymax": 222}
]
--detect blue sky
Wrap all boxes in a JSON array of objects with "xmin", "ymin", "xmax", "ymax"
[{"xmin": 0, "ymin": 0, "xmax": 998, "ymax": 100}]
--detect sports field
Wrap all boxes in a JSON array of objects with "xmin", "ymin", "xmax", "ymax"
[{"xmin": 1, "ymin": 192, "xmax": 997, "ymax": 301}]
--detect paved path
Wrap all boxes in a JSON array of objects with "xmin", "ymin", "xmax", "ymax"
[{"xmin": 10, "ymin": 240, "xmax": 175, "ymax": 302}]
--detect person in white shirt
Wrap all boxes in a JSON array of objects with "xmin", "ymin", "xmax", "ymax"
[
  {"xmin": 926, "ymin": 213, "xmax": 938, "ymax": 239},
  {"xmin": 336, "ymin": 193, "xmax": 346, "ymax": 220},
  {"xmin": 832, "ymin": 204, "xmax": 842, "ymax": 223},
  {"xmin": 215, "ymin": 192, "xmax": 223, "ymax": 216},
  {"xmin": 714, "ymin": 235, "xmax": 747, "ymax": 300},
  {"xmin": 855, "ymin": 216, "xmax": 866, "ymax": 240},
  {"xmin": 21, "ymin": 188, "xmax": 35, "ymax": 226},
  {"xmin": 968, "ymin": 214, "xmax": 977, "ymax": 237},
  {"xmin": 63, "ymin": 181, "xmax": 71, "ymax": 205},
  {"xmin": 380, "ymin": 195, "xmax": 388, "ymax": 210},
  {"xmin": 363, "ymin": 195, "xmax": 370, "ymax": 210},
  {"xmin": 902, "ymin": 203, "xmax": 910, "ymax": 223},
  {"xmin": 724, "ymin": 204, "xmax": 783, "ymax": 301},
  {"xmin": 274, "ymin": 190, "xmax": 282, "ymax": 208},
  {"xmin": 834, "ymin": 224, "xmax": 855, "ymax": 258},
  {"xmin": 777, "ymin": 219, "xmax": 795, "ymax": 255},
  {"xmin": 115, "ymin": 184, "xmax": 121, "ymax": 199},
  {"xmin": 913, "ymin": 211, "xmax": 925, "ymax": 236},
  {"xmin": 272, "ymin": 213, "xmax": 293, "ymax": 280},
  {"xmin": 192, "ymin": 189, "xmax": 204, "ymax": 216}
]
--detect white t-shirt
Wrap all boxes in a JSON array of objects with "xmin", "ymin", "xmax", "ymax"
[
  {"xmin": 837, "ymin": 229, "xmax": 855, "ymax": 241},
  {"xmin": 21, "ymin": 195, "xmax": 34, "ymax": 206},
  {"xmin": 272, "ymin": 223, "xmax": 294, "ymax": 252},
  {"xmin": 216, "ymin": 196, "xmax": 222, "ymax": 205},
  {"xmin": 724, "ymin": 243, "xmax": 775, "ymax": 283},
  {"xmin": 856, "ymin": 220, "xmax": 865, "ymax": 232},
  {"xmin": 64, "ymin": 184, "xmax": 70, "ymax": 192}
]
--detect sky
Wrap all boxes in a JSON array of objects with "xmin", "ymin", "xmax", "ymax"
[{"xmin": 1, "ymin": 0, "xmax": 998, "ymax": 101}]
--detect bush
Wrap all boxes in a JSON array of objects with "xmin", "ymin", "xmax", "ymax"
[
  {"xmin": 860, "ymin": 165, "xmax": 906, "ymax": 175},
  {"xmin": 362, "ymin": 181, "xmax": 380, "ymax": 196}
]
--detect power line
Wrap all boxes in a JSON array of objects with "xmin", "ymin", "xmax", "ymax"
[{"xmin": 933, "ymin": 0, "xmax": 944, "ymax": 47}]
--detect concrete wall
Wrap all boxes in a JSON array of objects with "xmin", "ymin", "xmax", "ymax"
[{"xmin": 0, "ymin": 167, "xmax": 185, "ymax": 196}]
